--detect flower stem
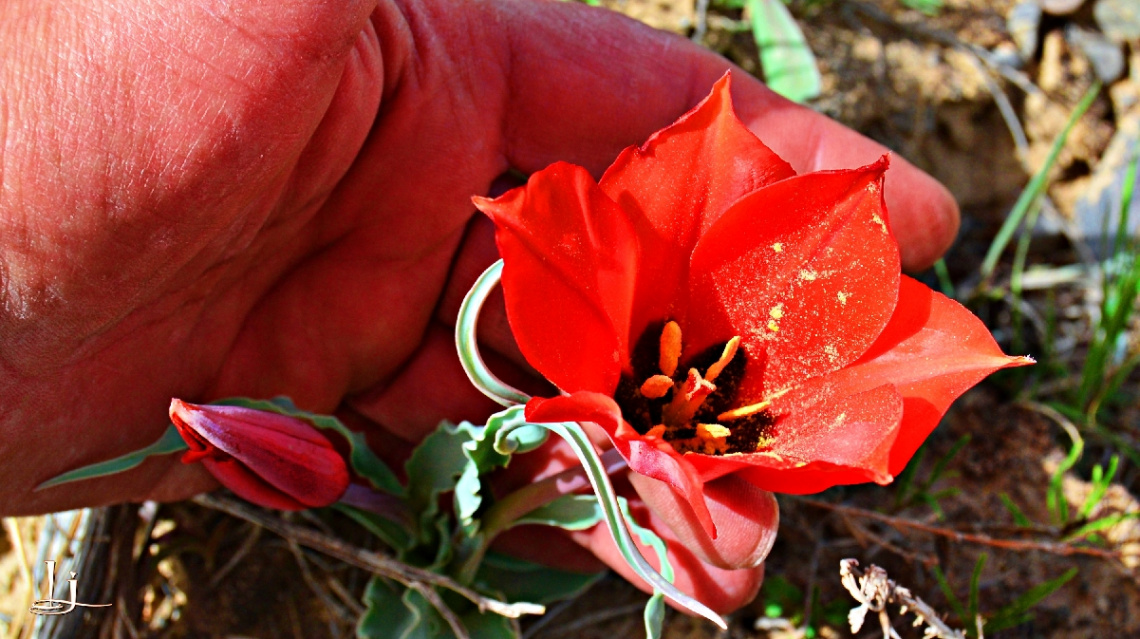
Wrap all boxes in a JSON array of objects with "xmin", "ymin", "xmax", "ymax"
[
  {"xmin": 456, "ymin": 259, "xmax": 531, "ymax": 406},
  {"xmin": 492, "ymin": 418, "xmax": 727, "ymax": 629}
]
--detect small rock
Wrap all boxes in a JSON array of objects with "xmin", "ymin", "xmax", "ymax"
[
  {"xmin": 1071, "ymin": 115, "xmax": 1140, "ymax": 258},
  {"xmin": 1041, "ymin": 0, "xmax": 1085, "ymax": 15},
  {"xmin": 1095, "ymin": 0, "xmax": 1140, "ymax": 43},
  {"xmin": 1066, "ymin": 24, "xmax": 1126, "ymax": 82},
  {"xmin": 1008, "ymin": 1, "xmax": 1042, "ymax": 60}
]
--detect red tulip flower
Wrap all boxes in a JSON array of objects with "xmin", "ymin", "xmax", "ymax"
[
  {"xmin": 474, "ymin": 74, "xmax": 1030, "ymax": 539},
  {"xmin": 169, "ymin": 399, "xmax": 350, "ymax": 510}
]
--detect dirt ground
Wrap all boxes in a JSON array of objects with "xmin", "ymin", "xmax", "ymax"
[{"xmin": 4, "ymin": 1, "xmax": 1140, "ymax": 637}]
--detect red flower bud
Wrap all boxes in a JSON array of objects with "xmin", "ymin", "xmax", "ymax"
[{"xmin": 169, "ymin": 399, "xmax": 350, "ymax": 510}]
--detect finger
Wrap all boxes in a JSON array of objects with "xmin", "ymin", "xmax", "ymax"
[
  {"xmin": 628, "ymin": 471, "xmax": 779, "ymax": 571},
  {"xmin": 0, "ymin": 0, "xmax": 380, "ymax": 515},
  {"xmin": 475, "ymin": 0, "xmax": 957, "ymax": 270}
]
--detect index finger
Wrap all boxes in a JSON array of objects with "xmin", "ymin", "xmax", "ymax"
[{"xmin": 480, "ymin": 0, "xmax": 957, "ymax": 270}]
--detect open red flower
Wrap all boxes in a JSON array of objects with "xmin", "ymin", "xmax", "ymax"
[
  {"xmin": 170, "ymin": 399, "xmax": 350, "ymax": 510},
  {"xmin": 474, "ymin": 74, "xmax": 1030, "ymax": 539}
]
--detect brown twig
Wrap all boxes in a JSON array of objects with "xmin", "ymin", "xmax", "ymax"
[
  {"xmin": 796, "ymin": 498, "xmax": 1122, "ymax": 561},
  {"xmin": 192, "ymin": 493, "xmax": 545, "ymax": 620},
  {"xmin": 840, "ymin": 559, "xmax": 969, "ymax": 639},
  {"xmin": 409, "ymin": 581, "xmax": 472, "ymax": 639}
]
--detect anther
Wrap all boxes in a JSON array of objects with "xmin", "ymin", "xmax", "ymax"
[
  {"xmin": 705, "ymin": 336, "xmax": 741, "ymax": 382},
  {"xmin": 639, "ymin": 375, "xmax": 674, "ymax": 399},
  {"xmin": 659, "ymin": 321, "xmax": 683, "ymax": 377},
  {"xmin": 717, "ymin": 399, "xmax": 771, "ymax": 422}
]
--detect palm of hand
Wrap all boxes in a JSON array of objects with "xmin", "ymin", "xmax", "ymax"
[{"xmin": 0, "ymin": 0, "xmax": 959, "ymax": 612}]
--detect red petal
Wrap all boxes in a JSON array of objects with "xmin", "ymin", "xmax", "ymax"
[
  {"xmin": 598, "ymin": 73, "xmax": 796, "ymax": 342},
  {"xmin": 687, "ymin": 157, "xmax": 900, "ymax": 396},
  {"xmin": 524, "ymin": 392, "xmax": 717, "ymax": 538},
  {"xmin": 808, "ymin": 275, "xmax": 1031, "ymax": 475},
  {"xmin": 694, "ymin": 383, "xmax": 904, "ymax": 494},
  {"xmin": 202, "ymin": 458, "xmax": 310, "ymax": 510},
  {"xmin": 720, "ymin": 276, "xmax": 1031, "ymax": 492},
  {"xmin": 475, "ymin": 163, "xmax": 638, "ymax": 394}
]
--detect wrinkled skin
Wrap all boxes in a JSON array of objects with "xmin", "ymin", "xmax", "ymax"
[{"xmin": 0, "ymin": 0, "xmax": 958, "ymax": 612}]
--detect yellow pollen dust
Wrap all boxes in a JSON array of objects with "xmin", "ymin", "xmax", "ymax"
[
  {"xmin": 837, "ymin": 291, "xmax": 849, "ymax": 305},
  {"xmin": 871, "ymin": 213, "xmax": 888, "ymax": 233},
  {"xmin": 659, "ymin": 321, "xmax": 683, "ymax": 377},
  {"xmin": 769, "ymin": 304, "xmax": 784, "ymax": 320},
  {"xmin": 772, "ymin": 243, "xmax": 783, "ymax": 252},
  {"xmin": 799, "ymin": 269, "xmax": 817, "ymax": 281},
  {"xmin": 767, "ymin": 319, "xmax": 780, "ymax": 332}
]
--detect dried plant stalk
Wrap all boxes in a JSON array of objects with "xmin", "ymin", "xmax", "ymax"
[{"xmin": 839, "ymin": 559, "xmax": 972, "ymax": 639}]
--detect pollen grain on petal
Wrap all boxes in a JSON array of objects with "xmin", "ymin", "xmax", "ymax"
[
  {"xmin": 767, "ymin": 319, "xmax": 780, "ymax": 332},
  {"xmin": 871, "ymin": 213, "xmax": 888, "ymax": 234},
  {"xmin": 659, "ymin": 321, "xmax": 683, "ymax": 377},
  {"xmin": 769, "ymin": 304, "xmax": 784, "ymax": 320},
  {"xmin": 837, "ymin": 291, "xmax": 850, "ymax": 305},
  {"xmin": 640, "ymin": 374, "xmax": 674, "ymax": 399},
  {"xmin": 772, "ymin": 242, "xmax": 784, "ymax": 253}
]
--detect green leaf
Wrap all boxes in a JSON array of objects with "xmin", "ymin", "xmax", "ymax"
[
  {"xmin": 334, "ymin": 504, "xmax": 414, "ymax": 554},
  {"xmin": 511, "ymin": 495, "xmax": 603, "ymax": 531},
  {"xmin": 455, "ymin": 406, "xmax": 548, "ymax": 535},
  {"xmin": 984, "ymin": 568, "xmax": 1078, "ymax": 634},
  {"xmin": 358, "ymin": 577, "xmax": 435, "ymax": 639},
  {"xmin": 36, "ymin": 424, "xmax": 188, "ymax": 491},
  {"xmin": 217, "ymin": 396, "xmax": 405, "ymax": 498},
  {"xmin": 747, "ymin": 0, "xmax": 821, "ymax": 103},
  {"xmin": 460, "ymin": 609, "xmax": 516, "ymax": 639},
  {"xmin": 406, "ymin": 420, "xmax": 475, "ymax": 543},
  {"xmin": 475, "ymin": 552, "xmax": 604, "ymax": 605}
]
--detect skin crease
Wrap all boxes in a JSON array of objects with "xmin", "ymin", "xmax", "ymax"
[{"xmin": 0, "ymin": 0, "xmax": 959, "ymax": 612}]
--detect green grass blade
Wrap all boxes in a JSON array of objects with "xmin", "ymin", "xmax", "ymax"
[
  {"xmin": 747, "ymin": 0, "xmax": 821, "ymax": 103},
  {"xmin": 984, "ymin": 568, "xmax": 1078, "ymax": 634},
  {"xmin": 981, "ymin": 83, "xmax": 1101, "ymax": 282},
  {"xmin": 931, "ymin": 564, "xmax": 969, "ymax": 626}
]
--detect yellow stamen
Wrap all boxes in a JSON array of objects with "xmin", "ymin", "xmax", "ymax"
[
  {"xmin": 646, "ymin": 425, "xmax": 666, "ymax": 438},
  {"xmin": 697, "ymin": 423, "xmax": 731, "ymax": 440},
  {"xmin": 659, "ymin": 321, "xmax": 683, "ymax": 377},
  {"xmin": 639, "ymin": 375, "xmax": 674, "ymax": 399},
  {"xmin": 663, "ymin": 368, "xmax": 716, "ymax": 426},
  {"xmin": 717, "ymin": 400, "xmax": 771, "ymax": 422},
  {"xmin": 704, "ymin": 336, "xmax": 740, "ymax": 382}
]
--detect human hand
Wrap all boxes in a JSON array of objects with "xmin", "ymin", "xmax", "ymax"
[{"xmin": 0, "ymin": 0, "xmax": 957, "ymax": 612}]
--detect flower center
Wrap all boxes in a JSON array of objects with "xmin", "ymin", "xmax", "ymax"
[{"xmin": 614, "ymin": 321, "xmax": 776, "ymax": 455}]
